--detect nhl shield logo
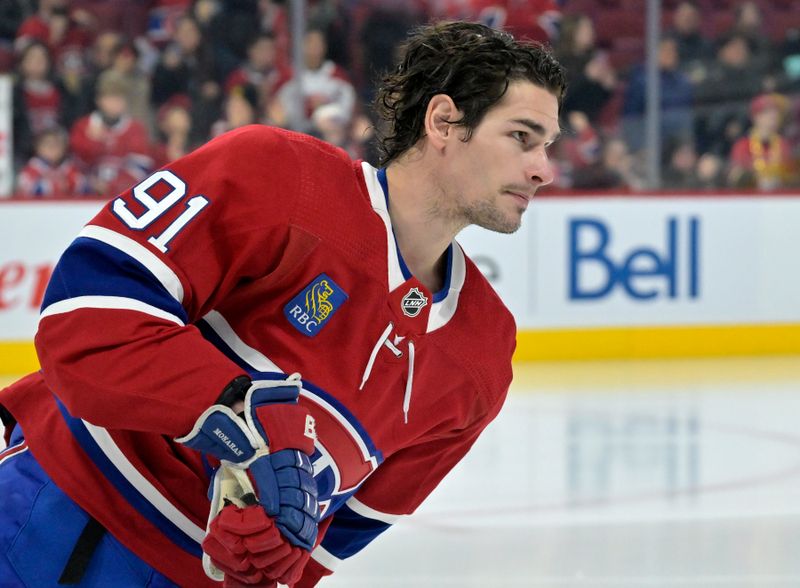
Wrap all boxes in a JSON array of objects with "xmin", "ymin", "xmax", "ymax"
[{"xmin": 401, "ymin": 287, "xmax": 428, "ymax": 318}]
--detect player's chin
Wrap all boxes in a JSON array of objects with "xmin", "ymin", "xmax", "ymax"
[{"xmin": 481, "ymin": 213, "xmax": 523, "ymax": 235}]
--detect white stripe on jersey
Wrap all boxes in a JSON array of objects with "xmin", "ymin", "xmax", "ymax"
[
  {"xmin": 427, "ymin": 243, "xmax": 466, "ymax": 333},
  {"xmin": 81, "ymin": 420, "xmax": 206, "ymax": 543},
  {"xmin": 360, "ymin": 162, "xmax": 464, "ymax": 333},
  {"xmin": 0, "ymin": 443, "xmax": 29, "ymax": 466},
  {"xmin": 202, "ymin": 310, "xmax": 282, "ymax": 372},
  {"xmin": 39, "ymin": 296, "xmax": 186, "ymax": 326},
  {"xmin": 79, "ymin": 225, "xmax": 185, "ymax": 303},
  {"xmin": 310, "ymin": 544, "xmax": 343, "ymax": 571},
  {"xmin": 345, "ymin": 496, "xmax": 402, "ymax": 525},
  {"xmin": 361, "ymin": 162, "xmax": 406, "ymax": 292}
]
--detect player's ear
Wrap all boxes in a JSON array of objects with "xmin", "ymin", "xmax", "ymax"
[{"xmin": 424, "ymin": 94, "xmax": 462, "ymax": 151}]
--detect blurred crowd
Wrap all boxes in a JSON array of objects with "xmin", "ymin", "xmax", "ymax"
[
  {"xmin": 555, "ymin": 0, "xmax": 800, "ymax": 191},
  {"xmin": 3, "ymin": 0, "xmax": 800, "ymax": 198}
]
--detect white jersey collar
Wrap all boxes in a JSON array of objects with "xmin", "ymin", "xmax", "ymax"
[{"xmin": 360, "ymin": 162, "xmax": 465, "ymax": 333}]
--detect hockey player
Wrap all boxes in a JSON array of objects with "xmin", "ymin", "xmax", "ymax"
[{"xmin": 0, "ymin": 21, "xmax": 564, "ymax": 587}]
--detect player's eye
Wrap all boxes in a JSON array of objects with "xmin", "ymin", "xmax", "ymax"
[{"xmin": 512, "ymin": 131, "xmax": 536, "ymax": 150}]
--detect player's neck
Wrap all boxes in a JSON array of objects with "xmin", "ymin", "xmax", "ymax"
[{"xmin": 384, "ymin": 163, "xmax": 456, "ymax": 294}]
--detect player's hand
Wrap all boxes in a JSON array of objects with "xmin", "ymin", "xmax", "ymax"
[
  {"xmin": 176, "ymin": 374, "xmax": 320, "ymax": 550},
  {"xmin": 202, "ymin": 503, "xmax": 311, "ymax": 587}
]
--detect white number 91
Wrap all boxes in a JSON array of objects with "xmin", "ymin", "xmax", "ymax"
[{"xmin": 112, "ymin": 170, "xmax": 209, "ymax": 253}]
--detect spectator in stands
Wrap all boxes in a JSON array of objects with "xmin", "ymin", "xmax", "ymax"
[
  {"xmin": 12, "ymin": 41, "xmax": 63, "ymax": 164},
  {"xmin": 558, "ymin": 110, "xmax": 602, "ymax": 187},
  {"xmin": 153, "ymin": 94, "xmax": 195, "ymax": 165},
  {"xmin": 274, "ymin": 27, "xmax": 356, "ymax": 132},
  {"xmin": 70, "ymin": 76, "xmax": 153, "ymax": 197},
  {"xmin": 554, "ymin": 13, "xmax": 617, "ymax": 124},
  {"xmin": 694, "ymin": 32, "xmax": 767, "ymax": 155},
  {"xmin": 695, "ymin": 153, "xmax": 726, "ymax": 189},
  {"xmin": 204, "ymin": 0, "xmax": 261, "ymax": 72},
  {"xmin": 257, "ymin": 0, "xmax": 291, "ymax": 70},
  {"xmin": 726, "ymin": 1, "xmax": 774, "ymax": 72},
  {"xmin": 662, "ymin": 138, "xmax": 703, "ymax": 190},
  {"xmin": 97, "ymin": 40, "xmax": 154, "ymax": 139},
  {"xmin": 224, "ymin": 32, "xmax": 290, "ymax": 123},
  {"xmin": 666, "ymin": 1, "xmax": 713, "ymax": 83},
  {"xmin": 729, "ymin": 92, "xmax": 796, "ymax": 189},
  {"xmin": 59, "ymin": 30, "xmax": 123, "ymax": 130},
  {"xmin": 16, "ymin": 126, "xmax": 91, "ymax": 198},
  {"xmin": 151, "ymin": 14, "xmax": 223, "ymax": 142},
  {"xmin": 622, "ymin": 36, "xmax": 694, "ymax": 153},
  {"xmin": 192, "ymin": 0, "xmax": 221, "ymax": 33},
  {"xmin": 188, "ymin": 0, "xmax": 237, "ymax": 78},
  {"xmin": 210, "ymin": 83, "xmax": 260, "ymax": 138},
  {"xmin": 572, "ymin": 137, "xmax": 645, "ymax": 191},
  {"xmin": 145, "ymin": 0, "xmax": 192, "ymax": 50},
  {"xmin": 14, "ymin": 0, "xmax": 94, "ymax": 77},
  {"xmin": 309, "ymin": 102, "xmax": 371, "ymax": 159},
  {"xmin": 307, "ymin": 0, "xmax": 354, "ymax": 72}
]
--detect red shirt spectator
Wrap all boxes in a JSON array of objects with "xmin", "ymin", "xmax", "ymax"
[
  {"xmin": 13, "ymin": 41, "xmax": 63, "ymax": 161},
  {"xmin": 70, "ymin": 77, "xmax": 153, "ymax": 197},
  {"xmin": 15, "ymin": 0, "xmax": 94, "ymax": 76},
  {"xmin": 17, "ymin": 127, "xmax": 91, "ymax": 198}
]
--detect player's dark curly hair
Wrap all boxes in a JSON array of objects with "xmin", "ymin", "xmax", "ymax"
[{"xmin": 374, "ymin": 21, "xmax": 567, "ymax": 166}]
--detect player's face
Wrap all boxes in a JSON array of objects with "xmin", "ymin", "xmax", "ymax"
[{"xmin": 446, "ymin": 81, "xmax": 560, "ymax": 234}]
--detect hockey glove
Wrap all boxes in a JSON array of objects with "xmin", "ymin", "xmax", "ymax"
[
  {"xmin": 176, "ymin": 374, "xmax": 319, "ymax": 577},
  {"xmin": 202, "ymin": 503, "xmax": 311, "ymax": 587}
]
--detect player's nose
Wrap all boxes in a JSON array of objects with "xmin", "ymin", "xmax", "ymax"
[{"xmin": 526, "ymin": 149, "xmax": 555, "ymax": 188}]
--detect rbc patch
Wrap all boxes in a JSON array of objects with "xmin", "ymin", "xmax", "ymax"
[{"xmin": 284, "ymin": 274, "xmax": 348, "ymax": 337}]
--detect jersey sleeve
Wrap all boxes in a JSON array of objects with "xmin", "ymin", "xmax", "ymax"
[
  {"xmin": 35, "ymin": 125, "xmax": 302, "ymax": 436},
  {"xmin": 296, "ymin": 395, "xmax": 507, "ymax": 586}
]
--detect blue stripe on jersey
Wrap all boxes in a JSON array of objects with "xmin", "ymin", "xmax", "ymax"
[
  {"xmin": 376, "ymin": 167, "xmax": 453, "ymax": 303},
  {"xmin": 320, "ymin": 503, "xmax": 392, "ymax": 560},
  {"xmin": 54, "ymin": 399, "xmax": 203, "ymax": 558},
  {"xmin": 325, "ymin": 489, "xmax": 357, "ymax": 518},
  {"xmin": 432, "ymin": 245, "xmax": 453, "ymax": 303},
  {"xmin": 41, "ymin": 237, "xmax": 188, "ymax": 323}
]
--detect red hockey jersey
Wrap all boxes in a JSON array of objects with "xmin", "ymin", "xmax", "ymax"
[{"xmin": 0, "ymin": 125, "xmax": 515, "ymax": 586}]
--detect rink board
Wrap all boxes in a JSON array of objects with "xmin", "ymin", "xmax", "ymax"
[{"xmin": 1, "ymin": 195, "xmax": 799, "ymax": 371}]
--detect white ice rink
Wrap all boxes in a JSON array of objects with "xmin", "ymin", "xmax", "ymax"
[
  {"xmin": 3, "ymin": 356, "xmax": 800, "ymax": 587},
  {"xmin": 324, "ymin": 357, "xmax": 800, "ymax": 588}
]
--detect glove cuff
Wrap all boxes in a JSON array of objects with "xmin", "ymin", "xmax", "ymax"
[{"xmin": 252, "ymin": 404, "xmax": 316, "ymax": 455}]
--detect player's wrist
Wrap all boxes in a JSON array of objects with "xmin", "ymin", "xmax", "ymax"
[{"xmin": 217, "ymin": 375, "xmax": 252, "ymax": 409}]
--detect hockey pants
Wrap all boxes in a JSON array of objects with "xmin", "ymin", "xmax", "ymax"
[{"xmin": 0, "ymin": 425, "xmax": 179, "ymax": 588}]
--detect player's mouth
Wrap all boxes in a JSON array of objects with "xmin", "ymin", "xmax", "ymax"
[{"xmin": 506, "ymin": 190, "xmax": 533, "ymax": 207}]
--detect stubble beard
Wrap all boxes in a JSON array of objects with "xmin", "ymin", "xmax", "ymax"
[
  {"xmin": 429, "ymin": 182, "xmax": 523, "ymax": 235},
  {"xmin": 462, "ymin": 199, "xmax": 522, "ymax": 234}
]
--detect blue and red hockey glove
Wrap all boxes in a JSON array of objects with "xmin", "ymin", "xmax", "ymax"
[{"xmin": 176, "ymin": 373, "xmax": 319, "ymax": 583}]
